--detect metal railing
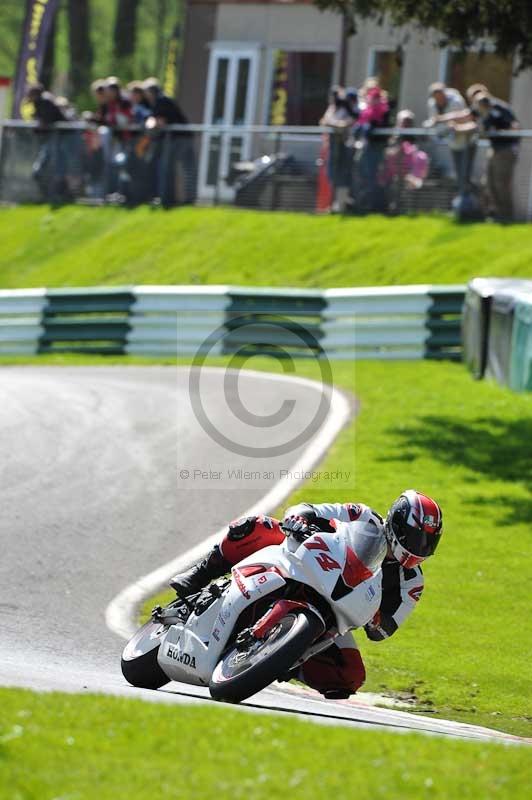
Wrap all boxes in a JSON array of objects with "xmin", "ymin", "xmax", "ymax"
[{"xmin": 0, "ymin": 121, "xmax": 530, "ymax": 220}]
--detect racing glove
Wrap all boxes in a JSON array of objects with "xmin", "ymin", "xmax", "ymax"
[
  {"xmin": 281, "ymin": 514, "xmax": 313, "ymax": 542},
  {"xmin": 364, "ymin": 610, "xmax": 398, "ymax": 641}
]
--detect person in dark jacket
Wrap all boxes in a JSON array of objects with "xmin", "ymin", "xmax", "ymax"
[
  {"xmin": 26, "ymin": 83, "xmax": 68, "ymax": 201},
  {"xmin": 28, "ymin": 83, "xmax": 66, "ymax": 125},
  {"xmin": 473, "ymin": 91, "xmax": 520, "ymax": 221},
  {"xmin": 143, "ymin": 78, "xmax": 196, "ymax": 206}
]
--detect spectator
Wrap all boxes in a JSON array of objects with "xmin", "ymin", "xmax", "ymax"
[
  {"xmin": 425, "ymin": 81, "xmax": 477, "ymax": 192},
  {"xmin": 319, "ymin": 85, "xmax": 358, "ymax": 212},
  {"xmin": 472, "ymin": 91, "xmax": 520, "ymax": 221},
  {"xmin": 393, "ymin": 108, "xmax": 417, "ymax": 141},
  {"xmin": 121, "ymin": 81, "xmax": 155, "ymax": 204},
  {"xmin": 354, "ymin": 82, "xmax": 390, "ymax": 212},
  {"xmin": 142, "ymin": 77, "xmax": 196, "ymax": 206},
  {"xmin": 143, "ymin": 77, "xmax": 188, "ymax": 126},
  {"xmin": 358, "ymin": 77, "xmax": 380, "ymax": 105},
  {"xmin": 382, "ymin": 110, "xmax": 429, "ymax": 189},
  {"xmin": 357, "ymin": 86, "xmax": 389, "ymax": 129},
  {"xmin": 98, "ymin": 77, "xmax": 133, "ymax": 200},
  {"xmin": 81, "ymin": 124, "xmax": 105, "ymax": 199},
  {"xmin": 379, "ymin": 109, "xmax": 429, "ymax": 213},
  {"xmin": 103, "ymin": 76, "xmax": 133, "ymax": 128},
  {"xmin": 466, "ymin": 83, "xmax": 488, "ymax": 107},
  {"xmin": 86, "ymin": 79, "xmax": 108, "ymax": 124},
  {"xmin": 79, "ymin": 80, "xmax": 109, "ymax": 198},
  {"xmin": 126, "ymin": 81, "xmax": 151, "ymax": 123},
  {"xmin": 426, "ymin": 81, "xmax": 465, "ymax": 120},
  {"xmin": 26, "ymin": 82, "xmax": 69, "ymax": 202},
  {"xmin": 55, "ymin": 96, "xmax": 77, "ymax": 121},
  {"xmin": 55, "ymin": 96, "xmax": 83, "ymax": 196},
  {"xmin": 27, "ymin": 82, "xmax": 65, "ymax": 126},
  {"xmin": 345, "ymin": 87, "xmax": 359, "ymax": 115}
]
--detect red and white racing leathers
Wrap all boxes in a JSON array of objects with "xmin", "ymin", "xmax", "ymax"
[{"xmin": 217, "ymin": 502, "xmax": 424, "ymax": 697}]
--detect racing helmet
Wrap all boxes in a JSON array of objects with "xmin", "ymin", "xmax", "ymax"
[{"xmin": 385, "ymin": 490, "xmax": 443, "ymax": 568}]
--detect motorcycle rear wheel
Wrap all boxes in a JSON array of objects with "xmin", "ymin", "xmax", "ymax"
[
  {"xmin": 209, "ymin": 609, "xmax": 323, "ymax": 703},
  {"xmin": 121, "ymin": 618, "xmax": 170, "ymax": 690}
]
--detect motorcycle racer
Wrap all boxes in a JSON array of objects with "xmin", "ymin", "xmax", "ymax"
[{"xmin": 169, "ymin": 490, "xmax": 443, "ymax": 699}]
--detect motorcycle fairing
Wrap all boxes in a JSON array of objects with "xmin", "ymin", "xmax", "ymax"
[
  {"xmin": 157, "ymin": 566, "xmax": 287, "ymax": 685},
  {"xmin": 157, "ymin": 521, "xmax": 383, "ymax": 686},
  {"xmin": 234, "ymin": 523, "xmax": 382, "ymax": 634}
]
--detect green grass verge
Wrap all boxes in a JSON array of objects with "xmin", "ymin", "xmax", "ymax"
[
  {"xmin": 0, "ymin": 688, "xmax": 530, "ymax": 800},
  {"xmin": 122, "ymin": 357, "xmax": 531, "ymax": 738},
  {"xmin": 0, "ymin": 353, "xmax": 179, "ymax": 367},
  {"xmin": 1, "ymin": 206, "xmax": 532, "ymax": 288}
]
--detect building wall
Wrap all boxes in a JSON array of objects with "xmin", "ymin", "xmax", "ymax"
[
  {"xmin": 187, "ymin": 2, "xmax": 532, "ymax": 125},
  {"xmin": 214, "ymin": 3, "xmax": 341, "ymax": 124},
  {"xmin": 215, "ymin": 2, "xmax": 340, "ymax": 44},
  {"xmin": 207, "ymin": 6, "xmax": 467, "ymax": 126},
  {"xmin": 179, "ymin": 2, "xmax": 218, "ymax": 122}
]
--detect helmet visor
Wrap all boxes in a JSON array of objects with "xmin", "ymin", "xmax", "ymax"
[{"xmin": 401, "ymin": 524, "xmax": 441, "ymax": 558}]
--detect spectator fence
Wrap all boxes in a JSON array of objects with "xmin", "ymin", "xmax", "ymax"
[{"xmin": 1, "ymin": 121, "xmax": 532, "ymax": 219}]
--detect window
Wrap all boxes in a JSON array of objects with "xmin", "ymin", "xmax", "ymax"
[
  {"xmin": 446, "ymin": 52, "xmax": 513, "ymax": 102},
  {"xmin": 211, "ymin": 58, "xmax": 229, "ymax": 125},
  {"xmin": 368, "ymin": 48, "xmax": 403, "ymax": 106},
  {"xmin": 200, "ymin": 48, "xmax": 258, "ymax": 198},
  {"xmin": 269, "ymin": 51, "xmax": 334, "ymax": 126}
]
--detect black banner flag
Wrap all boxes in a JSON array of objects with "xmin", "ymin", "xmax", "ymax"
[{"xmin": 12, "ymin": 0, "xmax": 60, "ymax": 119}]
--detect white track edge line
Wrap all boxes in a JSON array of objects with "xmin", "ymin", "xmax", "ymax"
[{"xmin": 105, "ymin": 368, "xmax": 352, "ymax": 641}]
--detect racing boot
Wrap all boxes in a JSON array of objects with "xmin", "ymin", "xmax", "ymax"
[{"xmin": 169, "ymin": 545, "xmax": 231, "ymax": 598}]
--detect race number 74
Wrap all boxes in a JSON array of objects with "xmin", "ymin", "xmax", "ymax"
[{"xmin": 304, "ymin": 535, "xmax": 341, "ymax": 572}]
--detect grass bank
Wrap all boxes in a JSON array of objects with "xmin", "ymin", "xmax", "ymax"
[
  {"xmin": 0, "ymin": 688, "xmax": 529, "ymax": 800},
  {"xmin": 1, "ymin": 206, "xmax": 531, "ymax": 288}
]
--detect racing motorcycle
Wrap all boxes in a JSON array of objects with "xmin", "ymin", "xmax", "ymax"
[{"xmin": 121, "ymin": 519, "xmax": 385, "ymax": 703}]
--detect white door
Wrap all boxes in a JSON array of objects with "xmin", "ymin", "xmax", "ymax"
[{"xmin": 199, "ymin": 48, "xmax": 258, "ymax": 200}]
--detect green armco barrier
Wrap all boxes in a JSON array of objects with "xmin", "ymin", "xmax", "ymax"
[
  {"xmin": 509, "ymin": 297, "xmax": 532, "ymax": 392},
  {"xmin": 425, "ymin": 288, "xmax": 464, "ymax": 360},
  {"xmin": 0, "ymin": 284, "xmax": 467, "ymax": 361},
  {"xmin": 222, "ymin": 320, "xmax": 324, "ymax": 354},
  {"xmin": 40, "ymin": 321, "xmax": 131, "ymax": 340},
  {"xmin": 45, "ymin": 287, "xmax": 135, "ymax": 315},
  {"xmin": 228, "ymin": 294, "xmax": 326, "ymax": 318},
  {"xmin": 40, "ymin": 287, "xmax": 135, "ymax": 353}
]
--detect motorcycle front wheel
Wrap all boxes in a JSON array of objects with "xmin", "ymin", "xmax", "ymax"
[
  {"xmin": 121, "ymin": 618, "xmax": 170, "ymax": 690},
  {"xmin": 209, "ymin": 609, "xmax": 323, "ymax": 703}
]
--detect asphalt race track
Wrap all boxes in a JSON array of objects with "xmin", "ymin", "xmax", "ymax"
[{"xmin": 0, "ymin": 367, "xmax": 527, "ymax": 745}]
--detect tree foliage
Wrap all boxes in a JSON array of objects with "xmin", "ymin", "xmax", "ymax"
[
  {"xmin": 113, "ymin": 0, "xmax": 141, "ymax": 78},
  {"xmin": 0, "ymin": 0, "xmax": 182, "ymax": 102},
  {"xmin": 68, "ymin": 0, "xmax": 93, "ymax": 98},
  {"xmin": 0, "ymin": 1, "xmax": 26, "ymax": 77},
  {"xmin": 314, "ymin": 0, "xmax": 532, "ymax": 71}
]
